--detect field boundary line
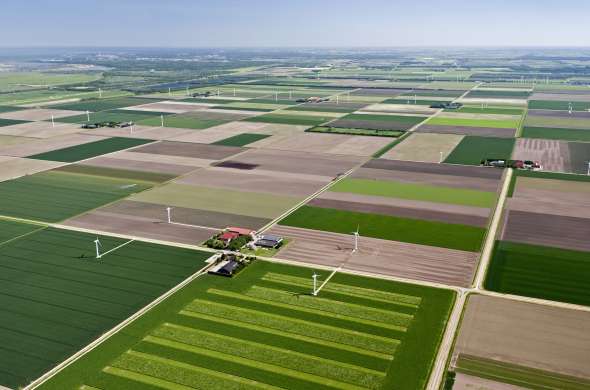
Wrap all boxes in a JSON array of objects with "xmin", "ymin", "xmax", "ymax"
[
  {"xmin": 23, "ymin": 254, "xmax": 217, "ymax": 390},
  {"xmin": 473, "ymin": 168, "xmax": 513, "ymax": 289}
]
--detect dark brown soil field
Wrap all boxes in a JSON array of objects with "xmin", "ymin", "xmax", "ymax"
[
  {"xmin": 308, "ymin": 197, "xmax": 488, "ymax": 227},
  {"xmin": 92, "ymin": 200, "xmax": 272, "ymax": 230},
  {"xmin": 328, "ymin": 118, "xmax": 419, "ymax": 131},
  {"xmin": 351, "ymin": 167, "xmax": 500, "ymax": 192},
  {"xmin": 362, "ymin": 159, "xmax": 503, "ymax": 180},
  {"xmin": 219, "ymin": 148, "xmax": 365, "ymax": 177},
  {"xmin": 501, "ymin": 210, "xmax": 590, "ymax": 252},
  {"xmin": 416, "ymin": 124, "xmax": 516, "ymax": 138},
  {"xmin": 176, "ymin": 167, "xmax": 326, "ymax": 197},
  {"xmin": 268, "ymin": 225, "xmax": 477, "ymax": 287},
  {"xmin": 527, "ymin": 109, "xmax": 590, "ymax": 119},
  {"xmin": 132, "ymin": 141, "xmax": 244, "ymax": 160}
]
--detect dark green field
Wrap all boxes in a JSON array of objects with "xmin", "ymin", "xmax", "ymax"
[
  {"xmin": 56, "ymin": 109, "xmax": 170, "ymax": 124},
  {"xmin": 28, "ymin": 137, "xmax": 153, "ymax": 162},
  {"xmin": 138, "ymin": 112, "xmax": 230, "ymax": 129},
  {"xmin": 49, "ymin": 97, "xmax": 160, "ymax": 112},
  {"xmin": 451, "ymin": 107, "xmax": 524, "ymax": 115},
  {"xmin": 342, "ymin": 113, "xmax": 427, "ymax": 125},
  {"xmin": 55, "ymin": 164, "xmax": 176, "ymax": 183},
  {"xmin": 307, "ymin": 126, "xmax": 402, "ymax": 137},
  {"xmin": 466, "ymin": 90, "xmax": 530, "ymax": 98},
  {"xmin": 0, "ymin": 170, "xmax": 152, "ymax": 222},
  {"xmin": 528, "ymin": 100, "xmax": 590, "ymax": 111},
  {"xmin": 280, "ymin": 206, "xmax": 485, "ymax": 252},
  {"xmin": 0, "ymin": 118, "xmax": 29, "ymax": 127},
  {"xmin": 0, "ymin": 105, "xmax": 25, "ymax": 113},
  {"xmin": 38, "ymin": 260, "xmax": 455, "ymax": 390},
  {"xmin": 444, "ymin": 136, "xmax": 515, "ymax": 165},
  {"xmin": 485, "ymin": 241, "xmax": 590, "ymax": 306},
  {"xmin": 212, "ymin": 133, "xmax": 271, "ymax": 146},
  {"xmin": 0, "ymin": 219, "xmax": 42, "ymax": 244},
  {"xmin": 521, "ymin": 126, "xmax": 590, "ymax": 141},
  {"xmin": 0, "ymin": 225, "xmax": 211, "ymax": 389}
]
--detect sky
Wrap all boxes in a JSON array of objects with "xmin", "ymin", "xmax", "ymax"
[{"xmin": 1, "ymin": 0, "xmax": 589, "ymax": 47}]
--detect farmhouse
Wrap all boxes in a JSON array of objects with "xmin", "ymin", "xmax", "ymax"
[{"xmin": 255, "ymin": 234, "xmax": 283, "ymax": 248}]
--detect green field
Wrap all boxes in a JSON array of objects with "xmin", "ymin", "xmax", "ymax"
[
  {"xmin": 466, "ymin": 90, "xmax": 530, "ymax": 98},
  {"xmin": 0, "ymin": 105, "xmax": 26, "ymax": 113},
  {"xmin": 286, "ymin": 105, "xmax": 361, "ymax": 113},
  {"xmin": 521, "ymin": 126, "xmax": 590, "ymax": 141},
  {"xmin": 280, "ymin": 206, "xmax": 485, "ymax": 252},
  {"xmin": 383, "ymin": 98, "xmax": 452, "ymax": 106},
  {"xmin": 28, "ymin": 137, "xmax": 153, "ymax": 162},
  {"xmin": 50, "ymin": 97, "xmax": 159, "ymax": 112},
  {"xmin": 485, "ymin": 241, "xmax": 590, "ymax": 306},
  {"xmin": 38, "ymin": 260, "xmax": 455, "ymax": 390},
  {"xmin": 455, "ymin": 355, "xmax": 590, "ymax": 390},
  {"xmin": 524, "ymin": 115, "xmax": 590, "ymax": 130},
  {"xmin": 426, "ymin": 116, "xmax": 519, "ymax": 129},
  {"xmin": 138, "ymin": 112, "xmax": 229, "ymax": 129},
  {"xmin": 0, "ymin": 71, "xmax": 102, "ymax": 90},
  {"xmin": 307, "ymin": 126, "xmax": 402, "ymax": 137},
  {"xmin": 528, "ymin": 100, "xmax": 590, "ymax": 111},
  {"xmin": 342, "ymin": 113, "xmax": 427, "ymax": 126},
  {"xmin": 0, "ymin": 118, "xmax": 29, "ymax": 127},
  {"xmin": 0, "ymin": 224, "xmax": 211, "ymax": 389},
  {"xmin": 54, "ymin": 164, "xmax": 176, "ymax": 183},
  {"xmin": 0, "ymin": 170, "xmax": 152, "ymax": 222},
  {"xmin": 0, "ymin": 219, "xmax": 42, "ymax": 244},
  {"xmin": 451, "ymin": 106, "xmax": 524, "ymax": 115},
  {"xmin": 444, "ymin": 136, "xmax": 515, "ymax": 165},
  {"xmin": 212, "ymin": 133, "xmax": 271, "ymax": 146},
  {"xmin": 330, "ymin": 178, "xmax": 496, "ymax": 208},
  {"xmin": 243, "ymin": 112, "xmax": 334, "ymax": 126},
  {"xmin": 56, "ymin": 109, "xmax": 170, "ymax": 124}
]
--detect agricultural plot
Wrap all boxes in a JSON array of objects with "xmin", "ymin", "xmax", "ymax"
[
  {"xmin": 444, "ymin": 136, "xmax": 515, "ymax": 165},
  {"xmin": 57, "ymin": 109, "xmax": 172, "ymax": 124},
  {"xmin": 0, "ymin": 133, "xmax": 106, "ymax": 158},
  {"xmin": 0, "ymin": 156, "xmax": 64, "ymax": 182},
  {"xmin": 0, "ymin": 169, "xmax": 153, "ymax": 222},
  {"xmin": 0, "ymin": 219, "xmax": 41, "ymax": 244},
  {"xmin": 0, "ymin": 121, "xmax": 83, "ymax": 139},
  {"xmin": 425, "ymin": 115, "xmax": 520, "ymax": 129},
  {"xmin": 212, "ymin": 133, "xmax": 271, "ymax": 146},
  {"xmin": 49, "ymin": 97, "xmax": 161, "ymax": 112},
  {"xmin": 512, "ymin": 138, "xmax": 590, "ymax": 174},
  {"xmin": 528, "ymin": 99, "xmax": 590, "ymax": 111},
  {"xmin": 329, "ymin": 113, "xmax": 427, "ymax": 131},
  {"xmin": 0, "ymin": 118, "xmax": 29, "ymax": 127},
  {"xmin": 466, "ymin": 90, "xmax": 531, "ymax": 99},
  {"xmin": 28, "ymin": 137, "xmax": 153, "ymax": 162},
  {"xmin": 452, "ymin": 294, "xmax": 590, "ymax": 389},
  {"xmin": 122, "ymin": 101, "xmax": 210, "ymax": 114},
  {"xmin": 485, "ymin": 240, "xmax": 590, "ymax": 306},
  {"xmin": 169, "ymin": 121, "xmax": 300, "ymax": 144},
  {"xmin": 307, "ymin": 126, "xmax": 402, "ymax": 138},
  {"xmin": 243, "ymin": 111, "xmax": 337, "ymax": 126},
  {"xmin": 250, "ymin": 132, "xmax": 393, "ymax": 157},
  {"xmin": 132, "ymin": 140, "xmax": 244, "ymax": 161},
  {"xmin": 383, "ymin": 98, "xmax": 452, "ymax": 106},
  {"xmin": 38, "ymin": 260, "xmax": 455, "ymax": 390},
  {"xmin": 0, "ymin": 105, "xmax": 26, "ymax": 113},
  {"xmin": 450, "ymin": 106, "xmax": 524, "ymax": 115},
  {"xmin": 524, "ymin": 113, "xmax": 590, "ymax": 130},
  {"xmin": 286, "ymin": 101, "xmax": 367, "ymax": 113},
  {"xmin": 0, "ymin": 226, "xmax": 211, "ymax": 390},
  {"xmin": 521, "ymin": 126, "xmax": 590, "ymax": 141},
  {"xmin": 381, "ymin": 133, "xmax": 464, "ymax": 163},
  {"xmin": 362, "ymin": 103, "xmax": 438, "ymax": 116},
  {"xmin": 138, "ymin": 110, "xmax": 252, "ymax": 129}
]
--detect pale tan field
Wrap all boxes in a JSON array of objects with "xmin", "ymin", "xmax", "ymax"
[{"xmin": 381, "ymin": 133, "xmax": 464, "ymax": 163}]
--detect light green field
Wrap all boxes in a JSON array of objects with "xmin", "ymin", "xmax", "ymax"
[
  {"xmin": 524, "ymin": 115, "xmax": 590, "ymax": 130},
  {"xmin": 329, "ymin": 178, "xmax": 496, "ymax": 208},
  {"xmin": 0, "ymin": 72, "xmax": 102, "ymax": 92},
  {"xmin": 131, "ymin": 183, "xmax": 300, "ymax": 219}
]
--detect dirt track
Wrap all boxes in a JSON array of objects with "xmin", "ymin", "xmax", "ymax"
[{"xmin": 269, "ymin": 225, "xmax": 477, "ymax": 287}]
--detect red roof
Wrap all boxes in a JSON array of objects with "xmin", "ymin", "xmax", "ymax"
[
  {"xmin": 219, "ymin": 232, "xmax": 239, "ymax": 241},
  {"xmin": 227, "ymin": 227, "xmax": 254, "ymax": 235}
]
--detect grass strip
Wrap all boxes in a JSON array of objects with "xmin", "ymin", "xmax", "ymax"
[
  {"xmin": 111, "ymin": 351, "xmax": 278, "ymax": 390},
  {"xmin": 209, "ymin": 287, "xmax": 408, "ymax": 331},
  {"xmin": 330, "ymin": 178, "xmax": 495, "ymax": 208},
  {"xmin": 185, "ymin": 299, "xmax": 398, "ymax": 354},
  {"xmin": 245, "ymin": 285, "xmax": 413, "ymax": 328},
  {"xmin": 372, "ymin": 131, "xmax": 413, "ymax": 158},
  {"xmin": 456, "ymin": 354, "xmax": 590, "ymax": 390},
  {"xmin": 261, "ymin": 272, "xmax": 421, "ymax": 307},
  {"xmin": 279, "ymin": 206, "xmax": 485, "ymax": 252},
  {"xmin": 179, "ymin": 310, "xmax": 392, "ymax": 360},
  {"xmin": 145, "ymin": 336, "xmax": 368, "ymax": 390},
  {"xmin": 153, "ymin": 323, "xmax": 385, "ymax": 388}
]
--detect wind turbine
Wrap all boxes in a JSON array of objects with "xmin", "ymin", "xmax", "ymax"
[
  {"xmin": 312, "ymin": 273, "xmax": 318, "ymax": 296},
  {"xmin": 94, "ymin": 238, "xmax": 103, "ymax": 259},
  {"xmin": 352, "ymin": 225, "xmax": 360, "ymax": 253}
]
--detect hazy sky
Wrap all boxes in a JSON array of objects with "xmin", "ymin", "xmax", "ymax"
[{"xmin": 1, "ymin": 0, "xmax": 589, "ymax": 47}]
